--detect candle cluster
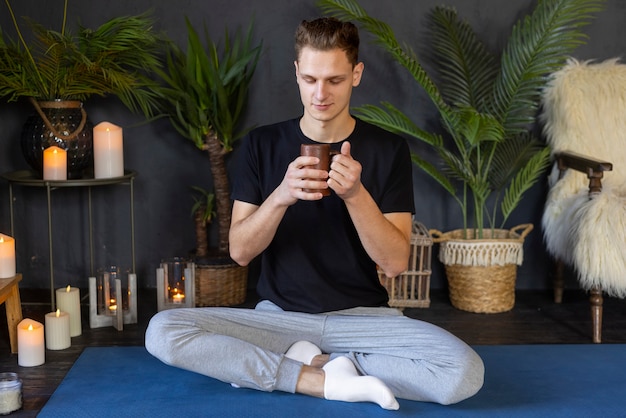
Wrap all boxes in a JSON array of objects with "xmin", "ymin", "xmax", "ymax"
[
  {"xmin": 18, "ymin": 286, "xmax": 82, "ymax": 367},
  {"xmin": 40, "ymin": 120, "xmax": 124, "ymax": 180}
]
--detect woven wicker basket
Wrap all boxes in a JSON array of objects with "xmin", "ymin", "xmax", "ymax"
[
  {"xmin": 194, "ymin": 262, "xmax": 248, "ymax": 307},
  {"xmin": 430, "ymin": 224, "xmax": 533, "ymax": 313}
]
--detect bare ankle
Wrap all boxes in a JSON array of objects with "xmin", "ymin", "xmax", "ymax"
[
  {"xmin": 310, "ymin": 354, "xmax": 330, "ymax": 368},
  {"xmin": 295, "ymin": 365, "xmax": 325, "ymax": 398}
]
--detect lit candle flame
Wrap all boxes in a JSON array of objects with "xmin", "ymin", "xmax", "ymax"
[
  {"xmin": 0, "ymin": 237, "xmax": 4, "ymax": 243},
  {"xmin": 66, "ymin": 285, "xmax": 71, "ymax": 292},
  {"xmin": 56, "ymin": 309, "xmax": 61, "ymax": 318},
  {"xmin": 28, "ymin": 324, "xmax": 33, "ymax": 331},
  {"xmin": 172, "ymin": 293, "xmax": 185, "ymax": 303}
]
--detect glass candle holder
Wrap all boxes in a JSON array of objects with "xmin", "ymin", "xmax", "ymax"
[
  {"xmin": 156, "ymin": 258, "xmax": 195, "ymax": 311},
  {"xmin": 96, "ymin": 266, "xmax": 130, "ymax": 316}
]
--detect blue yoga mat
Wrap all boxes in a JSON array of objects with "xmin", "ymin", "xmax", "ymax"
[{"xmin": 38, "ymin": 344, "xmax": 626, "ymax": 417}]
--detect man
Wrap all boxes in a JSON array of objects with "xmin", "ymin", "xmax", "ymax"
[{"xmin": 146, "ymin": 17, "xmax": 484, "ymax": 410}]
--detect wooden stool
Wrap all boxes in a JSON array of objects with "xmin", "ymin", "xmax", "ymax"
[{"xmin": 0, "ymin": 274, "xmax": 23, "ymax": 353}]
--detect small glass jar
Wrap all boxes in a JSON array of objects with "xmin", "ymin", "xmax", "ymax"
[{"xmin": 0, "ymin": 373, "xmax": 22, "ymax": 415}]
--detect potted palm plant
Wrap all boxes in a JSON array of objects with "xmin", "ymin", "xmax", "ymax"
[
  {"xmin": 0, "ymin": 0, "xmax": 161, "ymax": 178},
  {"xmin": 154, "ymin": 18, "xmax": 261, "ymax": 306},
  {"xmin": 319, "ymin": 0, "xmax": 605, "ymax": 312}
]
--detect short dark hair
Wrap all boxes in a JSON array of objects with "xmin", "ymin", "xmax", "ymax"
[{"xmin": 295, "ymin": 17, "xmax": 359, "ymax": 66}]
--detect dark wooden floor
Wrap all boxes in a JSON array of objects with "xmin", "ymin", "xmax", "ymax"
[{"xmin": 1, "ymin": 287, "xmax": 625, "ymax": 417}]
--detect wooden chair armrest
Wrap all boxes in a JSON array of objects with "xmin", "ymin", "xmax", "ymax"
[{"xmin": 555, "ymin": 151, "xmax": 613, "ymax": 195}]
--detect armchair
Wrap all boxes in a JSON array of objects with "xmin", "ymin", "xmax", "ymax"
[{"xmin": 540, "ymin": 58, "xmax": 626, "ymax": 343}]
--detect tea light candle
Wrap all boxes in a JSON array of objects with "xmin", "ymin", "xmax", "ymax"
[
  {"xmin": 108, "ymin": 299, "xmax": 118, "ymax": 314},
  {"xmin": 45, "ymin": 309, "xmax": 71, "ymax": 350},
  {"xmin": 56, "ymin": 285, "xmax": 82, "ymax": 337},
  {"xmin": 0, "ymin": 234, "xmax": 16, "ymax": 279},
  {"xmin": 172, "ymin": 293, "xmax": 185, "ymax": 304},
  {"xmin": 17, "ymin": 319, "xmax": 45, "ymax": 367},
  {"xmin": 93, "ymin": 121, "xmax": 124, "ymax": 179},
  {"xmin": 43, "ymin": 146, "xmax": 67, "ymax": 180}
]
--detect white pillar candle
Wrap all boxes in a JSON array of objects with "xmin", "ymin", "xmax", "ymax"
[
  {"xmin": 93, "ymin": 121, "xmax": 124, "ymax": 179},
  {"xmin": 0, "ymin": 234, "xmax": 16, "ymax": 279},
  {"xmin": 44, "ymin": 309, "xmax": 71, "ymax": 350},
  {"xmin": 17, "ymin": 319, "xmax": 45, "ymax": 367},
  {"xmin": 56, "ymin": 285, "xmax": 82, "ymax": 337},
  {"xmin": 43, "ymin": 146, "xmax": 67, "ymax": 180}
]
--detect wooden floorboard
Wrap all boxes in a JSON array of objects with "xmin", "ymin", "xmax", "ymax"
[{"xmin": 0, "ymin": 287, "xmax": 624, "ymax": 416}]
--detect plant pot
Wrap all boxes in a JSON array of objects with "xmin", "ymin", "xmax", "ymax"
[
  {"xmin": 430, "ymin": 224, "xmax": 533, "ymax": 313},
  {"xmin": 194, "ymin": 257, "xmax": 248, "ymax": 307},
  {"xmin": 21, "ymin": 100, "xmax": 93, "ymax": 179}
]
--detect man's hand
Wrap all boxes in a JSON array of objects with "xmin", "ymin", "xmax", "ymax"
[
  {"xmin": 328, "ymin": 141, "xmax": 362, "ymax": 200},
  {"xmin": 276, "ymin": 155, "xmax": 330, "ymax": 205}
]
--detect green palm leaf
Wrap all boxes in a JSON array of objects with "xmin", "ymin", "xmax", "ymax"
[
  {"xmin": 411, "ymin": 152, "xmax": 457, "ymax": 200},
  {"xmin": 355, "ymin": 102, "xmax": 443, "ymax": 147},
  {"xmin": 488, "ymin": 132, "xmax": 545, "ymax": 190},
  {"xmin": 429, "ymin": 6, "xmax": 498, "ymax": 112},
  {"xmin": 493, "ymin": 0, "xmax": 604, "ymax": 134},
  {"xmin": 500, "ymin": 146, "xmax": 551, "ymax": 226}
]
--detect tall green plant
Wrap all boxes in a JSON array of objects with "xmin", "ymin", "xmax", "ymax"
[
  {"xmin": 0, "ymin": 0, "xmax": 161, "ymax": 116},
  {"xmin": 155, "ymin": 18, "xmax": 261, "ymax": 255},
  {"xmin": 318, "ymin": 0, "xmax": 604, "ymax": 237}
]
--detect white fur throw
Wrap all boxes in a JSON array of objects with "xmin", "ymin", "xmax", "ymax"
[{"xmin": 541, "ymin": 58, "xmax": 626, "ymax": 297}]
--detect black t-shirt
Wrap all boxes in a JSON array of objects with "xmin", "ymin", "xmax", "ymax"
[{"xmin": 231, "ymin": 117, "xmax": 415, "ymax": 313}]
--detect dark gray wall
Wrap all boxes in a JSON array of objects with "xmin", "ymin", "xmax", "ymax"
[{"xmin": 1, "ymin": 0, "xmax": 624, "ymax": 290}]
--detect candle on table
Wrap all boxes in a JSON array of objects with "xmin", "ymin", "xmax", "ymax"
[
  {"xmin": 17, "ymin": 319, "xmax": 45, "ymax": 367},
  {"xmin": 44, "ymin": 309, "xmax": 71, "ymax": 350},
  {"xmin": 93, "ymin": 121, "xmax": 124, "ymax": 179},
  {"xmin": 43, "ymin": 146, "xmax": 67, "ymax": 180},
  {"xmin": 56, "ymin": 285, "xmax": 82, "ymax": 337},
  {"xmin": 0, "ymin": 234, "xmax": 16, "ymax": 279}
]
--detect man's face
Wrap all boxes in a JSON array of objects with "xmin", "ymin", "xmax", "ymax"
[{"xmin": 295, "ymin": 46, "xmax": 363, "ymax": 124}]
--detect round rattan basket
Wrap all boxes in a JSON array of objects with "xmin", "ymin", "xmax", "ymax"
[
  {"xmin": 194, "ymin": 261, "xmax": 248, "ymax": 307},
  {"xmin": 430, "ymin": 224, "xmax": 533, "ymax": 314}
]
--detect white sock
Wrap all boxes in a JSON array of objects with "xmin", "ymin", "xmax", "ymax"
[
  {"xmin": 284, "ymin": 340, "xmax": 322, "ymax": 365},
  {"xmin": 322, "ymin": 356, "xmax": 399, "ymax": 410}
]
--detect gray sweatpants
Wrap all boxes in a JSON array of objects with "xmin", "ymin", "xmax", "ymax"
[{"xmin": 145, "ymin": 301, "xmax": 484, "ymax": 405}]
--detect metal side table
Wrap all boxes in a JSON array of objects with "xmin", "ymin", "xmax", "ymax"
[{"xmin": 2, "ymin": 170, "xmax": 136, "ymax": 309}]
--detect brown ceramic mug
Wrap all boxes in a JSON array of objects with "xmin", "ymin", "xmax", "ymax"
[{"xmin": 300, "ymin": 143, "xmax": 336, "ymax": 196}]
